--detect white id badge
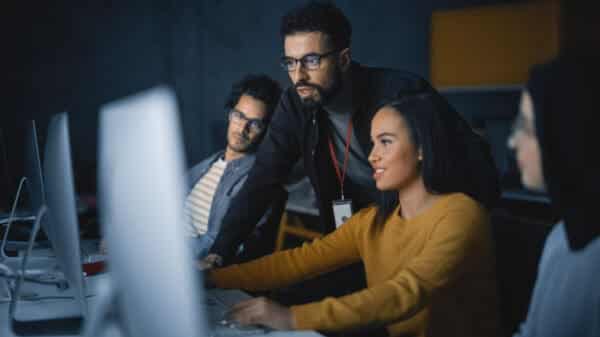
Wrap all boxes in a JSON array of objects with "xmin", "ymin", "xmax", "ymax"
[{"xmin": 332, "ymin": 199, "xmax": 353, "ymax": 228}]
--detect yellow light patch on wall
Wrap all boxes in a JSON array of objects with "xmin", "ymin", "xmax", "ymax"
[{"xmin": 430, "ymin": 1, "xmax": 560, "ymax": 90}]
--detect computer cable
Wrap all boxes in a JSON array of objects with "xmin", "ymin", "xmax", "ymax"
[{"xmin": 0, "ymin": 176, "xmax": 28, "ymax": 260}]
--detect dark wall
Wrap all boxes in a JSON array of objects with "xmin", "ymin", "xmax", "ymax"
[
  {"xmin": 196, "ymin": 0, "xmax": 522, "ymax": 174},
  {"xmin": 4, "ymin": 1, "xmax": 204, "ymax": 206},
  {"xmin": 197, "ymin": 0, "xmax": 520, "ymax": 146},
  {"xmin": 3, "ymin": 0, "xmax": 523, "ymax": 208}
]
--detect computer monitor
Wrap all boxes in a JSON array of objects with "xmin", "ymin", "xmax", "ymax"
[
  {"xmin": 42, "ymin": 113, "xmax": 87, "ymax": 317},
  {"xmin": 40, "ymin": 113, "xmax": 86, "ymax": 316},
  {"xmin": 97, "ymin": 86, "xmax": 209, "ymax": 337},
  {"xmin": 1, "ymin": 120, "xmax": 47, "ymax": 259},
  {"xmin": 7, "ymin": 113, "xmax": 87, "ymax": 335},
  {"xmin": 24, "ymin": 120, "xmax": 46, "ymax": 217}
]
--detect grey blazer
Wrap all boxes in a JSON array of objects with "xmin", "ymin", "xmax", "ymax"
[{"xmin": 186, "ymin": 150, "xmax": 259, "ymax": 258}]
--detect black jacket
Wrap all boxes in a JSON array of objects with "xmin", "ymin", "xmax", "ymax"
[{"xmin": 210, "ymin": 63, "xmax": 499, "ymax": 262}]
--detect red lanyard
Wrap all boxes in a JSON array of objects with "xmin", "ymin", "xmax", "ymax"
[{"xmin": 327, "ymin": 118, "xmax": 353, "ymax": 200}]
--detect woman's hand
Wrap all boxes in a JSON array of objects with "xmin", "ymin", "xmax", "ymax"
[{"xmin": 227, "ymin": 297, "xmax": 294, "ymax": 330}]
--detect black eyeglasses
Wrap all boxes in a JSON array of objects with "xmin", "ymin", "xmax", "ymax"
[
  {"xmin": 279, "ymin": 49, "xmax": 340, "ymax": 72},
  {"xmin": 510, "ymin": 113, "xmax": 535, "ymax": 138},
  {"xmin": 228, "ymin": 109, "xmax": 265, "ymax": 134}
]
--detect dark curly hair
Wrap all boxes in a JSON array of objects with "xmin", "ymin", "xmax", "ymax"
[
  {"xmin": 280, "ymin": 1, "xmax": 352, "ymax": 50},
  {"xmin": 224, "ymin": 74, "xmax": 282, "ymax": 124}
]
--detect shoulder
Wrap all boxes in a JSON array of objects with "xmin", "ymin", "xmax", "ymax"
[
  {"xmin": 344, "ymin": 204, "xmax": 380, "ymax": 234},
  {"xmin": 188, "ymin": 151, "xmax": 223, "ymax": 177},
  {"xmin": 420, "ymin": 194, "xmax": 492, "ymax": 251},
  {"xmin": 435, "ymin": 193, "xmax": 489, "ymax": 229},
  {"xmin": 279, "ymin": 87, "xmax": 307, "ymax": 116},
  {"xmin": 230, "ymin": 153, "xmax": 256, "ymax": 171},
  {"xmin": 545, "ymin": 222, "xmax": 567, "ymax": 247},
  {"xmin": 444, "ymin": 193, "xmax": 486, "ymax": 211},
  {"xmin": 353, "ymin": 204, "xmax": 379, "ymax": 220},
  {"xmin": 268, "ymin": 87, "xmax": 308, "ymax": 130},
  {"xmin": 537, "ymin": 222, "xmax": 567, "ymax": 267},
  {"xmin": 194, "ymin": 151, "xmax": 223, "ymax": 168}
]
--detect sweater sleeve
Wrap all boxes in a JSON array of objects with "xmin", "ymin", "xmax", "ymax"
[
  {"xmin": 291, "ymin": 198, "xmax": 489, "ymax": 332},
  {"xmin": 210, "ymin": 209, "xmax": 368, "ymax": 291}
]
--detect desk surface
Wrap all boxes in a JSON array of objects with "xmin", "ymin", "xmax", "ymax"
[{"xmin": 1, "ymin": 272, "xmax": 323, "ymax": 337}]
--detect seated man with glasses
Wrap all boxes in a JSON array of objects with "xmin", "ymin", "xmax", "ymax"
[{"xmin": 186, "ymin": 74, "xmax": 282, "ymax": 261}]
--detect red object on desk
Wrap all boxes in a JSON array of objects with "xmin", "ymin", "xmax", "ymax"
[{"xmin": 82, "ymin": 260, "xmax": 106, "ymax": 276}]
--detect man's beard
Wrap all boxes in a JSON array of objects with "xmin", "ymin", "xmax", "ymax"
[
  {"xmin": 227, "ymin": 132, "xmax": 260, "ymax": 154},
  {"xmin": 295, "ymin": 68, "xmax": 343, "ymax": 109}
]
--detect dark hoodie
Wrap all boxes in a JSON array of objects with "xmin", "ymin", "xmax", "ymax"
[
  {"xmin": 527, "ymin": 53, "xmax": 597, "ymax": 250},
  {"xmin": 513, "ymin": 54, "xmax": 599, "ymax": 337}
]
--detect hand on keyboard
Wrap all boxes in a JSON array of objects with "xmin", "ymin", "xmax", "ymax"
[
  {"xmin": 197, "ymin": 254, "xmax": 223, "ymax": 271},
  {"xmin": 225, "ymin": 296, "xmax": 293, "ymax": 331}
]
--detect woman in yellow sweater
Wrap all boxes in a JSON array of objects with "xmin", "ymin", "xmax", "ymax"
[{"xmin": 208, "ymin": 92, "xmax": 500, "ymax": 337}]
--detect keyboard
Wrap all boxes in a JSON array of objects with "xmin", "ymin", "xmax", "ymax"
[{"xmin": 204, "ymin": 290, "xmax": 269, "ymax": 337}]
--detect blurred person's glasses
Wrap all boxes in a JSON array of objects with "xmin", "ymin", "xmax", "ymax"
[
  {"xmin": 510, "ymin": 113, "xmax": 535, "ymax": 138},
  {"xmin": 280, "ymin": 49, "xmax": 340, "ymax": 72},
  {"xmin": 229, "ymin": 109, "xmax": 265, "ymax": 134},
  {"xmin": 508, "ymin": 113, "xmax": 536, "ymax": 149}
]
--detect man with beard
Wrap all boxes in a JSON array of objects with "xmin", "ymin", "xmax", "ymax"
[
  {"xmin": 186, "ymin": 74, "xmax": 282, "ymax": 261},
  {"xmin": 207, "ymin": 1, "xmax": 499, "ymax": 278}
]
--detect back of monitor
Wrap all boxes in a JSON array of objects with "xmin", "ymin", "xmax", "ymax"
[
  {"xmin": 98, "ymin": 86, "xmax": 208, "ymax": 337},
  {"xmin": 24, "ymin": 120, "xmax": 45, "ymax": 217},
  {"xmin": 43, "ymin": 113, "xmax": 87, "ymax": 317},
  {"xmin": 0, "ymin": 120, "xmax": 46, "ymax": 258}
]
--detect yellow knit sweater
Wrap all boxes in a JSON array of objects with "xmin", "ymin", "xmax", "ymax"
[{"xmin": 210, "ymin": 193, "xmax": 500, "ymax": 337}]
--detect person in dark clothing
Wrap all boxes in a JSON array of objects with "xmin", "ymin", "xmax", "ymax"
[
  {"xmin": 509, "ymin": 54, "xmax": 598, "ymax": 337},
  {"xmin": 206, "ymin": 1, "xmax": 499, "ymax": 266}
]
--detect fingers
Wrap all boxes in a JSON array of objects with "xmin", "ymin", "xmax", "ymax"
[
  {"xmin": 206, "ymin": 254, "xmax": 223, "ymax": 267},
  {"xmin": 196, "ymin": 254, "xmax": 223, "ymax": 271},
  {"xmin": 225, "ymin": 297, "xmax": 293, "ymax": 330},
  {"xmin": 196, "ymin": 259, "xmax": 212, "ymax": 271},
  {"xmin": 227, "ymin": 297, "xmax": 269, "ymax": 326}
]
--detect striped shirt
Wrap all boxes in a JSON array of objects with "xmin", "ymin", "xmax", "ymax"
[{"xmin": 185, "ymin": 158, "xmax": 227, "ymax": 236}]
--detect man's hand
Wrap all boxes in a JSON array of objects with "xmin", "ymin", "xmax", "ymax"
[
  {"xmin": 226, "ymin": 297, "xmax": 294, "ymax": 330},
  {"xmin": 196, "ymin": 254, "xmax": 223, "ymax": 271}
]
